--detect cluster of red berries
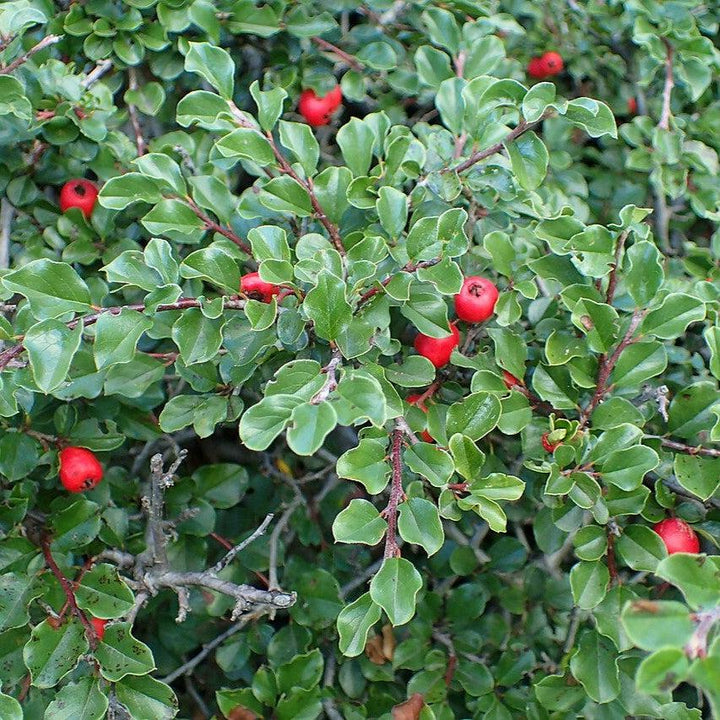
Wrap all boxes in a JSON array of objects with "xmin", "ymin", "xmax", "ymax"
[
  {"xmin": 298, "ymin": 86, "xmax": 343, "ymax": 127},
  {"xmin": 414, "ymin": 276, "xmax": 499, "ymax": 368},
  {"xmin": 527, "ymin": 51, "xmax": 564, "ymax": 79}
]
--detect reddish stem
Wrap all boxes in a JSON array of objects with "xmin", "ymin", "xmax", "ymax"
[{"xmin": 382, "ymin": 427, "xmax": 405, "ymax": 559}]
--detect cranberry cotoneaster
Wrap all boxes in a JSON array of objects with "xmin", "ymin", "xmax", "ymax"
[
  {"xmin": 92, "ymin": 617, "xmax": 108, "ymax": 641},
  {"xmin": 653, "ymin": 518, "xmax": 700, "ymax": 555},
  {"xmin": 59, "ymin": 179, "xmax": 99, "ymax": 219},
  {"xmin": 414, "ymin": 324, "xmax": 460, "ymax": 368},
  {"xmin": 240, "ymin": 272, "xmax": 281, "ymax": 303},
  {"xmin": 455, "ymin": 276, "xmax": 499, "ymax": 323},
  {"xmin": 298, "ymin": 86, "xmax": 343, "ymax": 127},
  {"xmin": 527, "ymin": 51, "xmax": 564, "ymax": 79},
  {"xmin": 59, "ymin": 447, "xmax": 103, "ymax": 492}
]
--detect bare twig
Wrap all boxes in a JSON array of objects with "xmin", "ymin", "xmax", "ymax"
[
  {"xmin": 127, "ymin": 68, "xmax": 147, "ymax": 156},
  {"xmin": 445, "ymin": 111, "xmax": 553, "ymax": 175},
  {"xmin": 659, "ymin": 438, "xmax": 720, "ymax": 459},
  {"xmin": 210, "ymin": 513, "xmax": 274, "ymax": 574},
  {"xmin": 658, "ymin": 40, "xmax": 674, "ymax": 131},
  {"xmin": 268, "ymin": 495, "xmax": 304, "ymax": 590},
  {"xmin": 311, "ymin": 36, "xmax": 364, "ymax": 71},
  {"xmin": 605, "ymin": 229, "xmax": 629, "ymax": 305},
  {"xmin": 160, "ymin": 618, "xmax": 251, "ymax": 684},
  {"xmin": 395, "ymin": 416, "xmax": 420, "ymax": 445},
  {"xmin": 40, "ymin": 535, "xmax": 98, "ymax": 648},
  {"xmin": 0, "ymin": 198, "xmax": 14, "ymax": 270},
  {"xmin": 0, "ymin": 34, "xmax": 60, "ymax": 75},
  {"xmin": 310, "ymin": 352, "xmax": 342, "ymax": 405},
  {"xmin": 81, "ymin": 59, "xmax": 112, "ymax": 88},
  {"xmin": 382, "ymin": 424, "xmax": 405, "ymax": 559}
]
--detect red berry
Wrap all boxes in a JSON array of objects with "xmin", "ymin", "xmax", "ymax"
[
  {"xmin": 454, "ymin": 276, "xmax": 499, "ymax": 323},
  {"xmin": 407, "ymin": 394, "xmax": 434, "ymax": 443},
  {"xmin": 653, "ymin": 518, "xmax": 700, "ymax": 555},
  {"xmin": 502, "ymin": 370, "xmax": 521, "ymax": 389},
  {"xmin": 59, "ymin": 447, "xmax": 103, "ymax": 493},
  {"xmin": 298, "ymin": 86, "xmax": 342, "ymax": 127},
  {"xmin": 414, "ymin": 324, "xmax": 460, "ymax": 369},
  {"xmin": 541, "ymin": 51, "xmax": 563, "ymax": 76},
  {"xmin": 627, "ymin": 97, "xmax": 638, "ymax": 114},
  {"xmin": 92, "ymin": 617, "xmax": 107, "ymax": 641},
  {"xmin": 541, "ymin": 432, "xmax": 561, "ymax": 453},
  {"xmin": 527, "ymin": 57, "xmax": 548, "ymax": 79},
  {"xmin": 240, "ymin": 272, "xmax": 281, "ymax": 303},
  {"xmin": 59, "ymin": 179, "xmax": 98, "ymax": 219}
]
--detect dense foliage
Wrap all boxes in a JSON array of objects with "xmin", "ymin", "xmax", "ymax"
[{"xmin": 1, "ymin": 0, "xmax": 720, "ymax": 718}]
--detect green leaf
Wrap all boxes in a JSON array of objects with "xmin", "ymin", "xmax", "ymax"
[
  {"xmin": 385, "ymin": 356, "xmax": 436, "ymax": 387},
  {"xmin": 506, "ymin": 131, "xmax": 548, "ymax": 190},
  {"xmin": 636, "ymin": 648, "xmax": 688, "ymax": 695},
  {"xmin": 286, "ymin": 402, "xmax": 337, "ymax": 456},
  {"xmin": 259, "ymin": 176, "xmax": 312, "ymax": 216},
  {"xmin": 404, "ymin": 444, "xmax": 455, "ymax": 487},
  {"xmin": 176, "ymin": 90, "xmax": 232, "ymax": 128},
  {"xmin": 3, "ymin": 259, "xmax": 91, "ymax": 319},
  {"xmin": 569, "ymin": 630, "xmax": 620, "ymax": 703},
  {"xmin": 673, "ymin": 453, "xmax": 720, "ymax": 501},
  {"xmin": 336, "ymin": 592, "xmax": 382, "ymax": 657},
  {"xmin": 625, "ymin": 240, "xmax": 664, "ymax": 307},
  {"xmin": 250, "ymin": 80, "xmax": 287, "ymax": 131},
  {"xmin": 180, "ymin": 246, "xmax": 240, "ymax": 293},
  {"xmin": 159, "ymin": 394, "xmax": 230, "ymax": 439},
  {"xmin": 23, "ymin": 618, "xmax": 88, "ymax": 689},
  {"xmin": 43, "ymin": 678, "xmax": 108, "ymax": 720},
  {"xmin": 279, "ymin": 120, "xmax": 319, "ymax": 176},
  {"xmin": 369, "ymin": 557, "xmax": 423, "ymax": 626},
  {"xmin": 654, "ymin": 554, "xmax": 720, "ymax": 610},
  {"xmin": 142, "ymin": 199, "xmax": 207, "ymax": 244},
  {"xmin": 448, "ymin": 434, "xmax": 485, "ymax": 481},
  {"xmin": 0, "ymin": 572, "xmax": 41, "ymax": 631},
  {"xmin": 97, "ymin": 174, "xmax": 162, "ymax": 210},
  {"xmin": 0, "ymin": 690, "xmax": 21, "ymax": 720},
  {"xmin": 335, "ymin": 373, "xmax": 386, "ymax": 427},
  {"xmin": 50, "ymin": 498, "xmax": 102, "ymax": 552},
  {"xmin": 134, "ymin": 153, "xmax": 186, "ymax": 195},
  {"xmin": 114, "ymin": 675, "xmax": 178, "ymax": 720},
  {"xmin": 600, "ymin": 446, "xmax": 659, "ymax": 491},
  {"xmin": 171, "ymin": 309, "xmax": 223, "ymax": 365},
  {"xmin": 24, "ymin": 319, "xmax": 82, "ymax": 392},
  {"xmin": 569, "ymin": 560, "xmax": 609, "ymax": 609},
  {"xmin": 303, "ymin": 270, "xmax": 352, "ymax": 341},
  {"xmin": 215, "ymin": 127, "xmax": 275, "ymax": 166},
  {"xmin": 611, "ymin": 341, "xmax": 667, "ymax": 388},
  {"xmin": 336, "ymin": 439, "xmax": 390, "ymax": 494},
  {"xmin": 616, "ymin": 525, "xmax": 667, "ymax": 572},
  {"xmin": 642, "ymin": 294, "xmax": 706, "ymax": 339},
  {"xmin": 332, "ymin": 499, "xmax": 387, "ymax": 545},
  {"xmin": 239, "ymin": 395, "xmax": 302, "ymax": 451},
  {"xmin": 95, "ymin": 622, "xmax": 155, "ymax": 681},
  {"xmin": 75, "ymin": 564, "xmax": 135, "ymax": 618},
  {"xmin": 276, "ymin": 649, "xmax": 324, "ymax": 693},
  {"xmin": 337, "ymin": 118, "xmax": 375, "ymax": 176},
  {"xmin": 184, "ymin": 41, "xmax": 234, "ymax": 99},
  {"xmin": 621, "ymin": 600, "xmax": 695, "ymax": 651},
  {"xmin": 446, "ymin": 392, "xmax": 502, "ymax": 441},
  {"xmin": 469, "ymin": 473, "xmax": 525, "ymax": 502},
  {"xmin": 397, "ymin": 497, "xmax": 444, "ymax": 556},
  {"xmin": 94, "ymin": 309, "xmax": 152, "ymax": 370},
  {"xmin": 376, "ymin": 186, "xmax": 408, "ymax": 237},
  {"xmin": 564, "ymin": 98, "xmax": 617, "ymax": 138}
]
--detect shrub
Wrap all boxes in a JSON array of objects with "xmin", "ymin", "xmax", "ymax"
[{"xmin": 1, "ymin": 1, "xmax": 719, "ymax": 718}]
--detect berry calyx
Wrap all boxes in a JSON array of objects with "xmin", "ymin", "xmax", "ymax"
[
  {"xmin": 92, "ymin": 617, "xmax": 107, "ymax": 641},
  {"xmin": 454, "ymin": 276, "xmax": 499, "ymax": 323},
  {"xmin": 59, "ymin": 179, "xmax": 98, "ymax": 219},
  {"xmin": 502, "ymin": 370, "xmax": 521, "ymax": 389},
  {"xmin": 414, "ymin": 323, "xmax": 460, "ymax": 369},
  {"xmin": 298, "ymin": 86, "xmax": 343, "ymax": 127},
  {"xmin": 653, "ymin": 518, "xmax": 700, "ymax": 555},
  {"xmin": 541, "ymin": 432, "xmax": 561, "ymax": 453},
  {"xmin": 59, "ymin": 447, "xmax": 103, "ymax": 493},
  {"xmin": 407, "ymin": 394, "xmax": 434, "ymax": 443},
  {"xmin": 240, "ymin": 272, "xmax": 281, "ymax": 303}
]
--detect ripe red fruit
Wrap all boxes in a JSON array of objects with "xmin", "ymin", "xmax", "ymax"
[
  {"xmin": 527, "ymin": 57, "xmax": 547, "ymax": 79},
  {"xmin": 627, "ymin": 97, "xmax": 638, "ymax": 114},
  {"xmin": 454, "ymin": 276, "xmax": 499, "ymax": 323},
  {"xmin": 407, "ymin": 394, "xmax": 434, "ymax": 443},
  {"xmin": 414, "ymin": 324, "xmax": 460, "ymax": 369},
  {"xmin": 541, "ymin": 51, "xmax": 563, "ymax": 76},
  {"xmin": 240, "ymin": 272, "xmax": 281, "ymax": 303},
  {"xmin": 59, "ymin": 179, "xmax": 98, "ymax": 219},
  {"xmin": 653, "ymin": 518, "xmax": 700, "ymax": 555},
  {"xmin": 59, "ymin": 447, "xmax": 103, "ymax": 492},
  {"xmin": 541, "ymin": 432, "xmax": 560, "ymax": 453},
  {"xmin": 502, "ymin": 370, "xmax": 521, "ymax": 389},
  {"xmin": 92, "ymin": 617, "xmax": 107, "ymax": 641},
  {"xmin": 298, "ymin": 86, "xmax": 342, "ymax": 127}
]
